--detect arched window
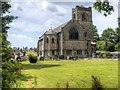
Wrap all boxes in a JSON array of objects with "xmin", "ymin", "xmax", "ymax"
[
  {"xmin": 52, "ymin": 38, "xmax": 55, "ymax": 43},
  {"xmin": 46, "ymin": 38, "xmax": 49, "ymax": 43},
  {"xmin": 82, "ymin": 13, "xmax": 87, "ymax": 21},
  {"xmin": 69, "ymin": 27, "xmax": 79, "ymax": 40}
]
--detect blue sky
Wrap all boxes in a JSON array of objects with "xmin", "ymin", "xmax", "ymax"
[{"xmin": 7, "ymin": 0, "xmax": 119, "ymax": 48}]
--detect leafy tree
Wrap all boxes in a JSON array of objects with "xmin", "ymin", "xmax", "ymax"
[
  {"xmin": 114, "ymin": 17, "xmax": 120, "ymax": 51},
  {"xmin": 1, "ymin": 1, "xmax": 18, "ymax": 62},
  {"xmin": 96, "ymin": 41, "xmax": 106, "ymax": 51},
  {"xmin": 101, "ymin": 28, "xmax": 115, "ymax": 43},
  {"xmin": 115, "ymin": 42, "xmax": 120, "ymax": 51},
  {"xmin": 118, "ymin": 17, "xmax": 120, "ymax": 26},
  {"xmin": 115, "ymin": 17, "xmax": 120, "ymax": 43},
  {"xmin": 92, "ymin": 25, "xmax": 99, "ymax": 42},
  {"xmin": 1, "ymin": 1, "xmax": 21, "ymax": 88},
  {"xmin": 106, "ymin": 41, "xmax": 115, "ymax": 51},
  {"xmin": 93, "ymin": 0, "xmax": 114, "ymax": 16},
  {"xmin": 97, "ymin": 41, "xmax": 115, "ymax": 51}
]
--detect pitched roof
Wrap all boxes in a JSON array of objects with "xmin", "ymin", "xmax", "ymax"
[
  {"xmin": 45, "ymin": 20, "xmax": 70, "ymax": 35},
  {"xmin": 52, "ymin": 21, "xmax": 69, "ymax": 33}
]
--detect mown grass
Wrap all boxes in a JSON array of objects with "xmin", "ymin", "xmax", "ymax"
[{"xmin": 19, "ymin": 58, "xmax": 118, "ymax": 88}]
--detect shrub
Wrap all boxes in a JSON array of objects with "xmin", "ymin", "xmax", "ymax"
[
  {"xmin": 26, "ymin": 50, "xmax": 36, "ymax": 56},
  {"xmin": 28, "ymin": 54, "xmax": 37, "ymax": 63},
  {"xmin": 97, "ymin": 41, "xmax": 115, "ymax": 51},
  {"xmin": 26, "ymin": 51, "xmax": 38, "ymax": 63},
  {"xmin": 115, "ymin": 42, "xmax": 120, "ymax": 51},
  {"xmin": 2, "ymin": 61, "xmax": 22, "ymax": 88},
  {"xmin": 92, "ymin": 75, "xmax": 103, "ymax": 90}
]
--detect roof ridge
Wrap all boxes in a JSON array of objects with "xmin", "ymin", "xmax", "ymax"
[
  {"xmin": 52, "ymin": 20, "xmax": 70, "ymax": 31},
  {"xmin": 50, "ymin": 20, "xmax": 71, "ymax": 33}
]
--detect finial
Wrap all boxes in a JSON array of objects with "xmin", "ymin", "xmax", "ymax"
[{"xmin": 51, "ymin": 24, "xmax": 52, "ymax": 30}]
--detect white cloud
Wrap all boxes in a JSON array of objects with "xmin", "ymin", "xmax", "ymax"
[
  {"xmin": 9, "ymin": 18, "xmax": 61, "ymax": 33},
  {"xmin": 118, "ymin": 0, "xmax": 120, "ymax": 17},
  {"xmin": 41, "ymin": 1, "xmax": 66, "ymax": 16},
  {"xmin": 55, "ymin": 6, "xmax": 66, "ymax": 16},
  {"xmin": 42, "ymin": 1, "xmax": 48, "ymax": 10},
  {"xmin": 10, "ymin": 2, "xmax": 23, "ymax": 11},
  {"xmin": 8, "ymin": 34, "xmax": 36, "ymax": 48},
  {"xmin": 45, "ymin": 19, "xmax": 61, "ymax": 29}
]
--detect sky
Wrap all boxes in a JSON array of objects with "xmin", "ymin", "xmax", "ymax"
[{"xmin": 7, "ymin": 0, "xmax": 119, "ymax": 48}]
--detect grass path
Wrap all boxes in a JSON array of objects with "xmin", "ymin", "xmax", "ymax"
[{"xmin": 20, "ymin": 59, "xmax": 118, "ymax": 88}]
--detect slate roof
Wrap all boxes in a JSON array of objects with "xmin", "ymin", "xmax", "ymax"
[{"xmin": 45, "ymin": 20, "xmax": 70, "ymax": 35}]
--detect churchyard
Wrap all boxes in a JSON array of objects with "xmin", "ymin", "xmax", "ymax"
[{"xmin": 18, "ymin": 58, "xmax": 118, "ymax": 88}]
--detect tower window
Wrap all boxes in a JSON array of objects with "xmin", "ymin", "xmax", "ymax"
[
  {"xmin": 82, "ymin": 13, "xmax": 87, "ymax": 21},
  {"xmin": 69, "ymin": 27, "xmax": 79, "ymax": 40}
]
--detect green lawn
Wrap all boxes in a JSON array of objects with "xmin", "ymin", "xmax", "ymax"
[{"xmin": 19, "ymin": 59, "xmax": 118, "ymax": 88}]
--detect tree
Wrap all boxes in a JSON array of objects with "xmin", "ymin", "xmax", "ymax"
[
  {"xmin": 106, "ymin": 41, "xmax": 115, "ymax": 51},
  {"xmin": 1, "ymin": 1, "xmax": 21, "ymax": 88},
  {"xmin": 115, "ymin": 17, "xmax": 120, "ymax": 43},
  {"xmin": 114, "ymin": 17, "xmax": 120, "ymax": 51},
  {"xmin": 97, "ymin": 41, "xmax": 115, "ymax": 51},
  {"xmin": 115, "ymin": 42, "xmax": 120, "ymax": 51},
  {"xmin": 93, "ymin": 0, "xmax": 114, "ymax": 16},
  {"xmin": 92, "ymin": 25, "xmax": 99, "ymax": 42},
  {"xmin": 118, "ymin": 17, "xmax": 120, "ymax": 26},
  {"xmin": 101, "ymin": 28, "xmax": 115, "ymax": 43},
  {"xmin": 96, "ymin": 41, "xmax": 106, "ymax": 51}
]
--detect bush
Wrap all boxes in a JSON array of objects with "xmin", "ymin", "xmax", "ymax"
[
  {"xmin": 115, "ymin": 42, "xmax": 120, "ymax": 51},
  {"xmin": 106, "ymin": 42, "xmax": 115, "ymax": 52},
  {"xmin": 97, "ymin": 41, "xmax": 115, "ymax": 51},
  {"xmin": 92, "ymin": 75, "xmax": 103, "ymax": 90},
  {"xmin": 26, "ymin": 51, "xmax": 38, "ymax": 63},
  {"xmin": 2, "ymin": 61, "xmax": 22, "ymax": 88},
  {"xmin": 28, "ymin": 54, "xmax": 37, "ymax": 63}
]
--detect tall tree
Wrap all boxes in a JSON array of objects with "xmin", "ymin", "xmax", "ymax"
[
  {"xmin": 1, "ymin": 1, "xmax": 21, "ymax": 88},
  {"xmin": 1, "ymin": 1, "xmax": 18, "ymax": 61},
  {"xmin": 92, "ymin": 25, "xmax": 99, "ymax": 42},
  {"xmin": 115, "ymin": 17, "xmax": 120, "ymax": 43},
  {"xmin": 115, "ymin": 17, "xmax": 120, "ymax": 51},
  {"xmin": 101, "ymin": 28, "xmax": 115, "ymax": 43}
]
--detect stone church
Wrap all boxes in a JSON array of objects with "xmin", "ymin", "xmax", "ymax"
[{"xmin": 37, "ymin": 6, "xmax": 96, "ymax": 59}]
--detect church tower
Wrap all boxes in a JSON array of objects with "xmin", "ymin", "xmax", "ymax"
[
  {"xmin": 72, "ymin": 5, "xmax": 94, "ymax": 58},
  {"xmin": 72, "ymin": 5, "xmax": 93, "ymax": 41},
  {"xmin": 72, "ymin": 5, "xmax": 92, "ymax": 23}
]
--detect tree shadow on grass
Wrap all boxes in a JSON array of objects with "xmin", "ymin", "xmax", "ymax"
[
  {"xmin": 22, "ymin": 63, "xmax": 61, "ymax": 70},
  {"xmin": 18, "ymin": 73, "xmax": 33, "ymax": 81}
]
